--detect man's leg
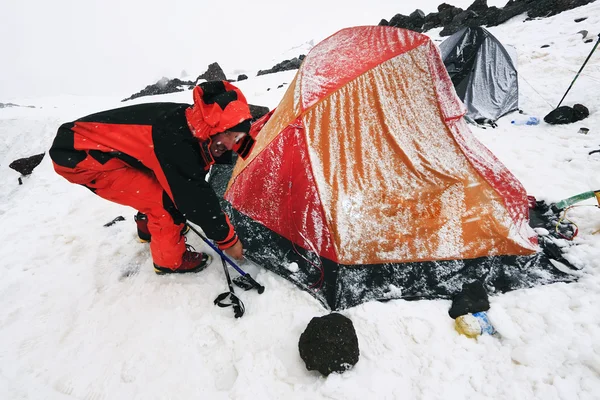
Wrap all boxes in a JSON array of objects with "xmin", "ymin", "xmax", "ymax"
[{"xmin": 85, "ymin": 168, "xmax": 186, "ymax": 269}]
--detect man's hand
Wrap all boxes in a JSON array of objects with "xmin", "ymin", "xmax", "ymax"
[{"xmin": 223, "ymin": 240, "xmax": 244, "ymax": 260}]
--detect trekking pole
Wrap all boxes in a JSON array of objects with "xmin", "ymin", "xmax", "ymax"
[
  {"xmin": 556, "ymin": 33, "xmax": 600, "ymax": 109},
  {"xmin": 214, "ymin": 257, "xmax": 246, "ymax": 318},
  {"xmin": 187, "ymin": 224, "xmax": 265, "ymax": 294}
]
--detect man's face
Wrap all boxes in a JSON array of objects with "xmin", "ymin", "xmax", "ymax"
[{"xmin": 209, "ymin": 130, "xmax": 247, "ymax": 158}]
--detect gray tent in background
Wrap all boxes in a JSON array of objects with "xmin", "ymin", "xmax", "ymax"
[{"xmin": 439, "ymin": 27, "xmax": 518, "ymax": 123}]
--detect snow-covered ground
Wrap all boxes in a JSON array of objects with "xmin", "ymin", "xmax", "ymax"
[{"xmin": 1, "ymin": 1, "xmax": 600, "ymax": 399}]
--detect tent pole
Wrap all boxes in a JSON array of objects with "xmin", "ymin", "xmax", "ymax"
[{"xmin": 556, "ymin": 33, "xmax": 600, "ymax": 109}]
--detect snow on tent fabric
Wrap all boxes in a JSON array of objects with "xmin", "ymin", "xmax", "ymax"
[
  {"xmin": 439, "ymin": 27, "xmax": 519, "ymax": 123},
  {"xmin": 209, "ymin": 26, "xmax": 576, "ymax": 310}
]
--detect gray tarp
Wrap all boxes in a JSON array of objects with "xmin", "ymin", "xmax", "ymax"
[{"xmin": 440, "ymin": 27, "xmax": 519, "ymax": 122}]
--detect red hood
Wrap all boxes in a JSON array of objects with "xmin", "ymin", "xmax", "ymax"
[{"xmin": 185, "ymin": 81, "xmax": 252, "ymax": 141}]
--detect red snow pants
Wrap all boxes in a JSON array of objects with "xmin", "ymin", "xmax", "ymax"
[{"xmin": 54, "ymin": 163, "xmax": 186, "ymax": 268}]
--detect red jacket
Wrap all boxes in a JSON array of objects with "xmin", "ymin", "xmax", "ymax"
[{"xmin": 49, "ymin": 102, "xmax": 255, "ymax": 249}]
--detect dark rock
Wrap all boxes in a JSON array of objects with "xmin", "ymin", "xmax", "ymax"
[
  {"xmin": 574, "ymin": 17, "xmax": 588, "ymax": 22},
  {"xmin": 122, "ymin": 77, "xmax": 194, "ymax": 102},
  {"xmin": 389, "ymin": 13, "xmax": 410, "ymax": 28},
  {"xmin": 387, "ymin": 9, "xmax": 427, "ymax": 32},
  {"xmin": 237, "ymin": 74, "xmax": 248, "ymax": 81},
  {"xmin": 544, "ymin": 106, "xmax": 574, "ymax": 124},
  {"xmin": 438, "ymin": 3, "xmax": 455, "ymax": 12},
  {"xmin": 440, "ymin": 10, "xmax": 483, "ymax": 36},
  {"xmin": 483, "ymin": 6, "xmax": 503, "ymax": 25},
  {"xmin": 448, "ymin": 281, "xmax": 490, "ymax": 319},
  {"xmin": 195, "ymin": 62, "xmax": 227, "ymax": 83},
  {"xmin": 9, "ymin": 153, "xmax": 45, "ymax": 176},
  {"xmin": 438, "ymin": 5, "xmax": 464, "ymax": 25},
  {"xmin": 488, "ymin": 0, "xmax": 530, "ymax": 26},
  {"xmin": 408, "ymin": 9, "xmax": 427, "ymax": 31},
  {"xmin": 455, "ymin": 9, "xmax": 481, "ymax": 24},
  {"xmin": 383, "ymin": 0, "xmax": 595, "ymax": 34},
  {"xmin": 248, "ymin": 104, "xmax": 270, "ymax": 121},
  {"xmin": 544, "ymin": 104, "xmax": 589, "ymax": 124},
  {"xmin": 378, "ymin": 18, "xmax": 389, "ymax": 26},
  {"xmin": 584, "ymin": 38, "xmax": 594, "ymax": 43},
  {"xmin": 423, "ymin": 12, "xmax": 443, "ymax": 31},
  {"xmin": 298, "ymin": 313, "xmax": 359, "ymax": 376},
  {"xmin": 541, "ymin": 44, "xmax": 551, "ymax": 48},
  {"xmin": 467, "ymin": 0, "xmax": 489, "ymax": 14},
  {"xmin": 528, "ymin": 0, "xmax": 596, "ymax": 19},
  {"xmin": 257, "ymin": 55, "xmax": 305, "ymax": 76},
  {"xmin": 572, "ymin": 103, "xmax": 590, "ymax": 122}
]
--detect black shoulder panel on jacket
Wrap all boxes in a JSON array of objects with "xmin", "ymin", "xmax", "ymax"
[
  {"xmin": 152, "ymin": 107, "xmax": 234, "ymax": 242},
  {"xmin": 49, "ymin": 122, "xmax": 87, "ymax": 168}
]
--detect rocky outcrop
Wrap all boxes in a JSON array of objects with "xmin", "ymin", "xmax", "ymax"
[
  {"xmin": 379, "ymin": 0, "xmax": 596, "ymax": 36},
  {"xmin": 257, "ymin": 55, "xmax": 305, "ymax": 76},
  {"xmin": 195, "ymin": 62, "xmax": 227, "ymax": 83},
  {"xmin": 122, "ymin": 77, "xmax": 194, "ymax": 102}
]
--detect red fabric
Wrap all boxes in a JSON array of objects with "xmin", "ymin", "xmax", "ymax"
[
  {"xmin": 225, "ymin": 118, "xmax": 337, "ymax": 262},
  {"xmin": 185, "ymin": 81, "xmax": 253, "ymax": 141},
  {"xmin": 299, "ymin": 26, "xmax": 428, "ymax": 110},
  {"xmin": 67, "ymin": 121, "xmax": 177, "ymax": 201},
  {"xmin": 424, "ymin": 41, "xmax": 536, "ymax": 247},
  {"xmin": 54, "ymin": 162, "xmax": 187, "ymax": 268}
]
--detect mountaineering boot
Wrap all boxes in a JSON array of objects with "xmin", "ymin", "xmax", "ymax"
[
  {"xmin": 154, "ymin": 250, "xmax": 212, "ymax": 275},
  {"xmin": 134, "ymin": 211, "xmax": 190, "ymax": 243},
  {"xmin": 134, "ymin": 212, "xmax": 151, "ymax": 242}
]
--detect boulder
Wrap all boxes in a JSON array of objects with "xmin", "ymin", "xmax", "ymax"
[
  {"xmin": 298, "ymin": 313, "xmax": 360, "ymax": 376},
  {"xmin": 448, "ymin": 281, "xmax": 490, "ymax": 319},
  {"xmin": 9, "ymin": 153, "xmax": 45, "ymax": 176},
  {"xmin": 440, "ymin": 10, "xmax": 483, "ymax": 36},
  {"xmin": 483, "ymin": 6, "xmax": 503, "ymax": 26},
  {"xmin": 386, "ymin": 10, "xmax": 427, "ymax": 32},
  {"xmin": 467, "ymin": 0, "xmax": 489, "ymax": 14},
  {"xmin": 423, "ymin": 12, "xmax": 443, "ymax": 31},
  {"xmin": 438, "ymin": 5, "xmax": 464, "ymax": 25},
  {"xmin": 195, "ymin": 62, "xmax": 227, "ymax": 83}
]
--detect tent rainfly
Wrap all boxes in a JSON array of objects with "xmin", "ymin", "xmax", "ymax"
[
  {"xmin": 210, "ymin": 26, "xmax": 575, "ymax": 310},
  {"xmin": 439, "ymin": 26, "xmax": 519, "ymax": 123}
]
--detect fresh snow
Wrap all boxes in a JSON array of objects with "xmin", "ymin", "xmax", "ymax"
[{"xmin": 1, "ymin": 1, "xmax": 600, "ymax": 399}]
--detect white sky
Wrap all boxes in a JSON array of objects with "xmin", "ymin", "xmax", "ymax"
[
  {"xmin": 1, "ymin": 1, "xmax": 599, "ymax": 398},
  {"xmin": 0, "ymin": 0, "xmax": 507, "ymax": 99}
]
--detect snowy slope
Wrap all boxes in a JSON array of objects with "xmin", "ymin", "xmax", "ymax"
[{"xmin": 1, "ymin": 1, "xmax": 600, "ymax": 399}]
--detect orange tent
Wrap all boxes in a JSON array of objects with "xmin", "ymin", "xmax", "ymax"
[{"xmin": 213, "ymin": 26, "xmax": 572, "ymax": 309}]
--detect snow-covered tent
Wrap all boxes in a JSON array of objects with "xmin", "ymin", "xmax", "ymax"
[
  {"xmin": 439, "ymin": 27, "xmax": 519, "ymax": 123},
  {"xmin": 211, "ymin": 26, "xmax": 574, "ymax": 310}
]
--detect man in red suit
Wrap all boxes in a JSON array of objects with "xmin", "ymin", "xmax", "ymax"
[{"xmin": 50, "ymin": 81, "xmax": 257, "ymax": 274}]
